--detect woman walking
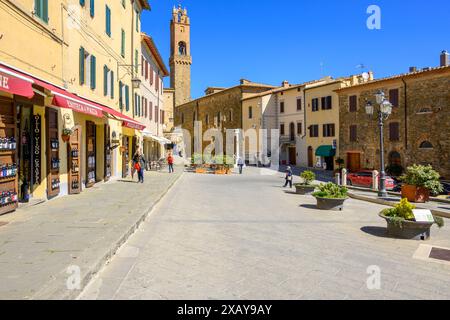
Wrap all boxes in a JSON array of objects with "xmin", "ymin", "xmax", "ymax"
[
  {"xmin": 168, "ymin": 153, "xmax": 174, "ymax": 173},
  {"xmin": 133, "ymin": 148, "xmax": 146, "ymax": 183}
]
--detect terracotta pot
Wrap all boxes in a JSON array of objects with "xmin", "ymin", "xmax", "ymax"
[
  {"xmin": 61, "ymin": 134, "xmax": 70, "ymax": 142},
  {"xmin": 401, "ymin": 184, "xmax": 430, "ymax": 203},
  {"xmin": 195, "ymin": 168, "xmax": 206, "ymax": 174}
]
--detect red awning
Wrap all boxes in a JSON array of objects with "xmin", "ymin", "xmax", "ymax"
[
  {"xmin": 0, "ymin": 62, "xmax": 146, "ymax": 130},
  {"xmin": 0, "ymin": 65, "xmax": 35, "ymax": 98}
]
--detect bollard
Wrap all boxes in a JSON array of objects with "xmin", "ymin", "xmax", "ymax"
[
  {"xmin": 335, "ymin": 173, "xmax": 341, "ymax": 185},
  {"xmin": 372, "ymin": 170, "xmax": 379, "ymax": 190},
  {"xmin": 342, "ymin": 169, "xmax": 347, "ymax": 186}
]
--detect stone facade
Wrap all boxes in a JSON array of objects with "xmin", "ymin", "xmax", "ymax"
[
  {"xmin": 338, "ymin": 66, "xmax": 450, "ymax": 179},
  {"xmin": 174, "ymin": 81, "xmax": 275, "ymax": 156},
  {"xmin": 169, "ymin": 5, "xmax": 192, "ymax": 107}
]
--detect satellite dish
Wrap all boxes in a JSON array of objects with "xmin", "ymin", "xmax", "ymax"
[{"xmin": 362, "ymin": 72, "xmax": 370, "ymax": 81}]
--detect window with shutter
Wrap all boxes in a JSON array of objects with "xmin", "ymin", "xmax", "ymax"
[
  {"xmin": 297, "ymin": 98, "xmax": 302, "ymax": 111},
  {"xmin": 389, "ymin": 122, "xmax": 400, "ymax": 141},
  {"xmin": 121, "ymin": 29, "xmax": 125, "ymax": 57},
  {"xmin": 149, "ymin": 101, "xmax": 153, "ymax": 120},
  {"xmin": 321, "ymin": 97, "xmax": 326, "ymax": 110},
  {"xmin": 105, "ymin": 5, "xmax": 111, "ymax": 37},
  {"xmin": 90, "ymin": 55, "xmax": 96, "ymax": 90},
  {"xmin": 90, "ymin": 0, "xmax": 95, "ymax": 17},
  {"xmin": 327, "ymin": 96, "xmax": 332, "ymax": 109},
  {"xmin": 389, "ymin": 89, "xmax": 399, "ymax": 107},
  {"xmin": 110, "ymin": 71, "xmax": 114, "ymax": 99},
  {"xmin": 312, "ymin": 98, "xmax": 319, "ymax": 112},
  {"xmin": 350, "ymin": 125, "xmax": 357, "ymax": 142},
  {"xmin": 280, "ymin": 124, "xmax": 285, "ymax": 136},
  {"xmin": 349, "ymin": 95, "xmax": 357, "ymax": 112},
  {"xmin": 280, "ymin": 102, "xmax": 285, "ymax": 113},
  {"xmin": 297, "ymin": 122, "xmax": 302, "ymax": 135},
  {"xmin": 79, "ymin": 47, "xmax": 85, "ymax": 85}
]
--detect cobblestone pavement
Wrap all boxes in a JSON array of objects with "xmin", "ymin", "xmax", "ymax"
[
  {"xmin": 0, "ymin": 169, "xmax": 182, "ymax": 300},
  {"xmin": 79, "ymin": 167, "xmax": 450, "ymax": 300}
]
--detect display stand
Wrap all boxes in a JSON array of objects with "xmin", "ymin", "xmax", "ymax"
[
  {"xmin": 85, "ymin": 121, "xmax": 96, "ymax": 188},
  {"xmin": 68, "ymin": 125, "xmax": 81, "ymax": 194},
  {"xmin": 0, "ymin": 98, "xmax": 19, "ymax": 214},
  {"xmin": 104, "ymin": 124, "xmax": 111, "ymax": 182},
  {"xmin": 46, "ymin": 108, "xmax": 60, "ymax": 198}
]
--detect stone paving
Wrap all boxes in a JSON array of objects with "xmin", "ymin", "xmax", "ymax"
[
  {"xmin": 79, "ymin": 167, "xmax": 450, "ymax": 300},
  {"xmin": 0, "ymin": 169, "xmax": 182, "ymax": 300}
]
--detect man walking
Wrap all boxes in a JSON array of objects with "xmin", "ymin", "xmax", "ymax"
[{"xmin": 283, "ymin": 166, "xmax": 293, "ymax": 188}]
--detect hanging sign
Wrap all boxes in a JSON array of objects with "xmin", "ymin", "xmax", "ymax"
[{"xmin": 32, "ymin": 114, "xmax": 42, "ymax": 185}]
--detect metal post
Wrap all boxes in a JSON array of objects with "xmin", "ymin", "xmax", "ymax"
[{"xmin": 378, "ymin": 112, "xmax": 387, "ymax": 198}]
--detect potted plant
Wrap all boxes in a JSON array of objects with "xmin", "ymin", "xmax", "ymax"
[
  {"xmin": 61, "ymin": 128, "xmax": 73, "ymax": 142},
  {"xmin": 312, "ymin": 182, "xmax": 348, "ymax": 211},
  {"xmin": 294, "ymin": 170, "xmax": 318, "ymax": 195},
  {"xmin": 400, "ymin": 165, "xmax": 443, "ymax": 203},
  {"xmin": 379, "ymin": 198, "xmax": 444, "ymax": 240}
]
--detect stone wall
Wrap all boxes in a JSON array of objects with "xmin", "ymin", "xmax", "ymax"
[{"xmin": 339, "ymin": 69, "xmax": 450, "ymax": 179}]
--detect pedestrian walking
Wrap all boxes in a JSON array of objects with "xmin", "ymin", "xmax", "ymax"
[
  {"xmin": 133, "ymin": 148, "xmax": 146, "ymax": 183},
  {"xmin": 168, "ymin": 153, "xmax": 174, "ymax": 173},
  {"xmin": 283, "ymin": 166, "xmax": 293, "ymax": 188},
  {"xmin": 237, "ymin": 157, "xmax": 244, "ymax": 174}
]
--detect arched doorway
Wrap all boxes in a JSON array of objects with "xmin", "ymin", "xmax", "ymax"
[{"xmin": 308, "ymin": 146, "xmax": 314, "ymax": 167}]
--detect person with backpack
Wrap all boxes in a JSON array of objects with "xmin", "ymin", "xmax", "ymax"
[{"xmin": 133, "ymin": 148, "xmax": 146, "ymax": 183}]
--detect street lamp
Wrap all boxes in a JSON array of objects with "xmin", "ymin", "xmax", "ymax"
[{"xmin": 365, "ymin": 91, "xmax": 393, "ymax": 198}]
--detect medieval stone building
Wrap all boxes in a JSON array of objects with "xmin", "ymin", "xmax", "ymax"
[{"xmin": 337, "ymin": 52, "xmax": 450, "ymax": 179}]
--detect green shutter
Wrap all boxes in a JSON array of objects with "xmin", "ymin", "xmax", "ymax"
[
  {"xmin": 125, "ymin": 86, "xmax": 129, "ymax": 111},
  {"xmin": 79, "ymin": 47, "xmax": 85, "ymax": 85},
  {"xmin": 110, "ymin": 71, "xmax": 114, "ymax": 99},
  {"xmin": 90, "ymin": 0, "xmax": 95, "ymax": 17},
  {"xmin": 119, "ymin": 81, "xmax": 123, "ymax": 109},
  {"xmin": 90, "ymin": 55, "xmax": 96, "ymax": 90},
  {"xmin": 105, "ymin": 6, "xmax": 111, "ymax": 36},
  {"xmin": 121, "ymin": 30, "xmax": 125, "ymax": 57},
  {"xmin": 42, "ymin": 0, "xmax": 48, "ymax": 23},
  {"xmin": 35, "ymin": 0, "xmax": 42, "ymax": 18},
  {"xmin": 103, "ymin": 65, "xmax": 108, "ymax": 96},
  {"xmin": 80, "ymin": 0, "xmax": 85, "ymax": 6}
]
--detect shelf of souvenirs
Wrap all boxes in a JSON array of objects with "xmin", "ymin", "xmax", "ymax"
[
  {"xmin": 0, "ymin": 137, "xmax": 17, "ymax": 152},
  {"xmin": 0, "ymin": 163, "xmax": 17, "ymax": 181},
  {"xmin": 0, "ymin": 191, "xmax": 18, "ymax": 207}
]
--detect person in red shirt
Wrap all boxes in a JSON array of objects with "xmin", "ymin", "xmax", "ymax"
[{"xmin": 168, "ymin": 153, "xmax": 174, "ymax": 173}]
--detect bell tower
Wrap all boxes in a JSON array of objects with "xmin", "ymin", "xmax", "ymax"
[{"xmin": 170, "ymin": 5, "xmax": 192, "ymax": 107}]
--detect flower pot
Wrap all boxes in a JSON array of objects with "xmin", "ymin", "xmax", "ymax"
[
  {"xmin": 61, "ymin": 135, "xmax": 70, "ymax": 142},
  {"xmin": 401, "ymin": 184, "xmax": 430, "ymax": 203},
  {"xmin": 314, "ymin": 197, "xmax": 347, "ymax": 211},
  {"xmin": 295, "ymin": 185, "xmax": 317, "ymax": 195},
  {"xmin": 379, "ymin": 213, "xmax": 433, "ymax": 240}
]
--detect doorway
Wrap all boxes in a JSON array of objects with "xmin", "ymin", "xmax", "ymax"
[
  {"xmin": 288, "ymin": 147, "xmax": 296, "ymax": 165},
  {"xmin": 122, "ymin": 136, "xmax": 129, "ymax": 178},
  {"xmin": 85, "ymin": 121, "xmax": 96, "ymax": 188},
  {"xmin": 347, "ymin": 152, "xmax": 361, "ymax": 172},
  {"xmin": 324, "ymin": 156, "xmax": 334, "ymax": 171},
  {"xmin": 16, "ymin": 104, "xmax": 32, "ymax": 202}
]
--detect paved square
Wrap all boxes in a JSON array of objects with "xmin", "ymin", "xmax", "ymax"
[{"xmin": 79, "ymin": 168, "xmax": 450, "ymax": 300}]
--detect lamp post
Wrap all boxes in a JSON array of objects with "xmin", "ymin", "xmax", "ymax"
[{"xmin": 365, "ymin": 90, "xmax": 393, "ymax": 198}]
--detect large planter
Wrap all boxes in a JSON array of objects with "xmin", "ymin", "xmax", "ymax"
[
  {"xmin": 379, "ymin": 213, "xmax": 433, "ymax": 240},
  {"xmin": 314, "ymin": 197, "xmax": 347, "ymax": 211},
  {"xmin": 401, "ymin": 184, "xmax": 430, "ymax": 203},
  {"xmin": 195, "ymin": 168, "xmax": 206, "ymax": 174},
  {"xmin": 295, "ymin": 185, "xmax": 317, "ymax": 195}
]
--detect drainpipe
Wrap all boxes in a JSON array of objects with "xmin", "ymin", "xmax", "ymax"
[{"xmin": 401, "ymin": 78, "xmax": 408, "ymax": 150}]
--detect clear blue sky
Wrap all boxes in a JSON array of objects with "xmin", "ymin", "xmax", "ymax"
[{"xmin": 142, "ymin": 0, "xmax": 450, "ymax": 99}]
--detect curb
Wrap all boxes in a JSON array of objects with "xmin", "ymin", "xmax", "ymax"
[
  {"xmin": 349, "ymin": 192, "xmax": 450, "ymax": 219},
  {"xmin": 32, "ymin": 171, "xmax": 184, "ymax": 300}
]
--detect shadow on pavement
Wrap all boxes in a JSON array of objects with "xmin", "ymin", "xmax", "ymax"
[
  {"xmin": 299, "ymin": 204, "xmax": 318, "ymax": 210},
  {"xmin": 118, "ymin": 180, "xmax": 139, "ymax": 184},
  {"xmin": 284, "ymin": 191, "xmax": 298, "ymax": 195},
  {"xmin": 360, "ymin": 226, "xmax": 392, "ymax": 238}
]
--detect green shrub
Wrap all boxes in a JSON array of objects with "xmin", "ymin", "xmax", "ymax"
[
  {"xmin": 381, "ymin": 198, "xmax": 444, "ymax": 228},
  {"xmin": 400, "ymin": 165, "xmax": 443, "ymax": 195},
  {"xmin": 300, "ymin": 170, "xmax": 316, "ymax": 185},
  {"xmin": 313, "ymin": 183, "xmax": 348, "ymax": 199}
]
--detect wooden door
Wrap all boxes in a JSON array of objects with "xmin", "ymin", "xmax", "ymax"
[
  {"xmin": 307, "ymin": 146, "xmax": 314, "ymax": 167},
  {"xmin": 347, "ymin": 153, "xmax": 361, "ymax": 173},
  {"xmin": 68, "ymin": 125, "xmax": 82, "ymax": 194},
  {"xmin": 85, "ymin": 121, "xmax": 96, "ymax": 188},
  {"xmin": 46, "ymin": 108, "xmax": 60, "ymax": 198},
  {"xmin": 104, "ymin": 124, "xmax": 111, "ymax": 181},
  {"xmin": 289, "ymin": 147, "xmax": 296, "ymax": 165}
]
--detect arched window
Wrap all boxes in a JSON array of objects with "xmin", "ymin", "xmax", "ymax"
[
  {"xmin": 178, "ymin": 41, "xmax": 186, "ymax": 55},
  {"xmin": 419, "ymin": 141, "xmax": 434, "ymax": 149}
]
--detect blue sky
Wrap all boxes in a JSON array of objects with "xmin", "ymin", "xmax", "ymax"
[{"xmin": 142, "ymin": 0, "xmax": 450, "ymax": 99}]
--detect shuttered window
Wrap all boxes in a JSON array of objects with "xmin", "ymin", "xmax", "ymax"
[
  {"xmin": 389, "ymin": 122, "xmax": 400, "ymax": 141},
  {"xmin": 321, "ymin": 96, "xmax": 332, "ymax": 110},
  {"xmin": 79, "ymin": 47, "xmax": 85, "ymax": 85},
  {"xmin": 389, "ymin": 89, "xmax": 399, "ymax": 107},
  {"xmin": 280, "ymin": 124, "xmax": 285, "ymax": 136},
  {"xmin": 309, "ymin": 125, "xmax": 319, "ymax": 138},
  {"xmin": 119, "ymin": 81, "xmax": 123, "ymax": 109},
  {"xmin": 296, "ymin": 98, "xmax": 302, "ymax": 111},
  {"xmin": 280, "ymin": 102, "xmax": 285, "ymax": 113},
  {"xmin": 90, "ymin": 0, "xmax": 95, "ymax": 17},
  {"xmin": 121, "ymin": 29, "xmax": 125, "ymax": 57},
  {"xmin": 350, "ymin": 125, "xmax": 357, "ymax": 142},
  {"xmin": 323, "ymin": 124, "xmax": 335, "ymax": 137},
  {"xmin": 349, "ymin": 95, "xmax": 357, "ymax": 112},
  {"xmin": 312, "ymin": 98, "xmax": 319, "ymax": 112},
  {"xmin": 297, "ymin": 122, "xmax": 302, "ymax": 135},
  {"xmin": 35, "ymin": 0, "xmax": 49, "ymax": 23},
  {"xmin": 90, "ymin": 55, "xmax": 96, "ymax": 90},
  {"xmin": 125, "ymin": 85, "xmax": 129, "ymax": 111},
  {"xmin": 149, "ymin": 101, "xmax": 153, "ymax": 120},
  {"xmin": 105, "ymin": 5, "xmax": 111, "ymax": 37}
]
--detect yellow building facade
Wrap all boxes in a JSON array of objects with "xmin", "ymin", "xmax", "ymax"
[{"xmin": 0, "ymin": 0, "xmax": 150, "ymax": 213}]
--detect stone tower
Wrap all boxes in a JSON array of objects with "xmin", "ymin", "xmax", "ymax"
[{"xmin": 170, "ymin": 5, "xmax": 192, "ymax": 107}]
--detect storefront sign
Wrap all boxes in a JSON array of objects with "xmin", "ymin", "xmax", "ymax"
[
  {"xmin": 0, "ymin": 69, "xmax": 35, "ymax": 98},
  {"xmin": 122, "ymin": 120, "xmax": 146, "ymax": 131},
  {"xmin": 32, "ymin": 114, "xmax": 41, "ymax": 185},
  {"xmin": 51, "ymin": 95, "xmax": 103, "ymax": 118}
]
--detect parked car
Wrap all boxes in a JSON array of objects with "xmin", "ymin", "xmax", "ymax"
[{"xmin": 347, "ymin": 170, "xmax": 395, "ymax": 190}]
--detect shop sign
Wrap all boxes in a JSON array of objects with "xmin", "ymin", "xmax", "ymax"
[{"xmin": 32, "ymin": 114, "xmax": 41, "ymax": 185}]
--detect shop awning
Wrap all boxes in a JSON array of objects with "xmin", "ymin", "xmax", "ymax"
[
  {"xmin": 0, "ymin": 65, "xmax": 35, "ymax": 98},
  {"xmin": 102, "ymin": 105, "xmax": 146, "ymax": 131},
  {"xmin": 143, "ymin": 132, "xmax": 171, "ymax": 145},
  {"xmin": 315, "ymin": 145, "xmax": 336, "ymax": 157}
]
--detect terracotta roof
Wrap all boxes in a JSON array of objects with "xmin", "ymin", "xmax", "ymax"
[
  {"xmin": 141, "ymin": 33, "xmax": 169, "ymax": 77},
  {"xmin": 336, "ymin": 65, "xmax": 450, "ymax": 92}
]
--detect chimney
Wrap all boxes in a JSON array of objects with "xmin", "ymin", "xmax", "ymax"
[
  {"xmin": 281, "ymin": 80, "xmax": 290, "ymax": 88},
  {"xmin": 441, "ymin": 50, "xmax": 449, "ymax": 67},
  {"xmin": 409, "ymin": 66, "xmax": 417, "ymax": 73}
]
